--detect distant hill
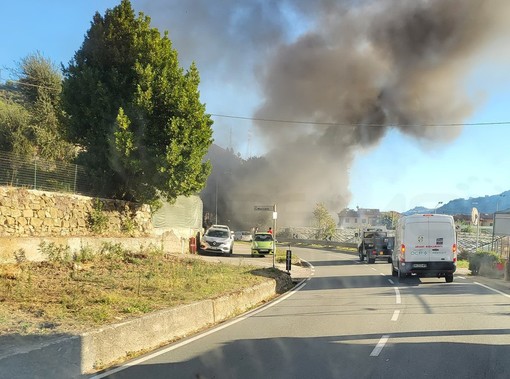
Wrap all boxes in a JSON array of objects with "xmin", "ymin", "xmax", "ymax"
[{"xmin": 404, "ymin": 190, "xmax": 510, "ymax": 215}]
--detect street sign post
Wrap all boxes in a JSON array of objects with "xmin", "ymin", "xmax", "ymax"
[{"xmin": 254, "ymin": 205, "xmax": 274, "ymax": 211}]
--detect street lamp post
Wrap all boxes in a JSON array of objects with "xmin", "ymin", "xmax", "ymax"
[
  {"xmin": 434, "ymin": 201, "xmax": 443, "ymax": 214},
  {"xmin": 215, "ymin": 180, "xmax": 218, "ymax": 224}
]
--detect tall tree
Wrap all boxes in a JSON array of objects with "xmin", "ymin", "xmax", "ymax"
[
  {"xmin": 0, "ymin": 53, "xmax": 75, "ymax": 161},
  {"xmin": 312, "ymin": 202, "xmax": 337, "ymax": 240},
  {"xmin": 18, "ymin": 52, "xmax": 75, "ymax": 161},
  {"xmin": 62, "ymin": 0, "xmax": 213, "ymax": 205}
]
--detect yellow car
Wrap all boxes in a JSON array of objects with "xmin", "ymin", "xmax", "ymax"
[{"xmin": 251, "ymin": 232, "xmax": 274, "ymax": 257}]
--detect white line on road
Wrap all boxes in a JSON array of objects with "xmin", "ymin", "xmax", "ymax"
[
  {"xmin": 457, "ymin": 276, "xmax": 465, "ymax": 279},
  {"xmin": 370, "ymin": 335, "xmax": 390, "ymax": 356},
  {"xmin": 371, "ymin": 267, "xmax": 377, "ymax": 271},
  {"xmin": 391, "ymin": 310, "xmax": 400, "ymax": 321},
  {"xmin": 475, "ymin": 282, "xmax": 510, "ymax": 299},
  {"xmin": 394, "ymin": 287, "xmax": 401, "ymax": 304},
  {"xmin": 380, "ymin": 273, "xmax": 385, "ymax": 276},
  {"xmin": 388, "ymin": 279, "xmax": 394, "ymax": 285}
]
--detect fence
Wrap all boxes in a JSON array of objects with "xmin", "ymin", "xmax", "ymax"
[{"xmin": 0, "ymin": 150, "xmax": 93, "ymax": 195}]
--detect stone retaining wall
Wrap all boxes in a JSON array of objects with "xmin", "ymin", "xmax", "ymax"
[{"xmin": 0, "ymin": 186, "xmax": 152, "ymax": 237}]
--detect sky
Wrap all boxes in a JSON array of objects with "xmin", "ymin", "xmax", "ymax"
[{"xmin": 1, "ymin": 0, "xmax": 510, "ymax": 215}]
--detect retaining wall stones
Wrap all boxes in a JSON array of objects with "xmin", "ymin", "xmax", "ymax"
[{"xmin": 0, "ymin": 186, "xmax": 152, "ymax": 238}]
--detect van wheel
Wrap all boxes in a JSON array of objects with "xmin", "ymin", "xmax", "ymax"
[
  {"xmin": 398, "ymin": 269, "xmax": 405, "ymax": 280},
  {"xmin": 392, "ymin": 266, "xmax": 398, "ymax": 277},
  {"xmin": 368, "ymin": 258, "xmax": 375, "ymax": 264},
  {"xmin": 359, "ymin": 251, "xmax": 364, "ymax": 262},
  {"xmin": 387, "ymin": 257, "xmax": 392, "ymax": 264},
  {"xmin": 445, "ymin": 274, "xmax": 453, "ymax": 283}
]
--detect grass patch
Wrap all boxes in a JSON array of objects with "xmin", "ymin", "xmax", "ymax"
[
  {"xmin": 457, "ymin": 259, "xmax": 469, "ymax": 269},
  {"xmin": 0, "ymin": 243, "xmax": 277, "ymax": 336},
  {"xmin": 275, "ymin": 247, "xmax": 301, "ymax": 265}
]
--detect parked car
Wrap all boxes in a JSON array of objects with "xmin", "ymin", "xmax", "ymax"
[
  {"xmin": 200, "ymin": 227, "xmax": 234, "ymax": 256},
  {"xmin": 240, "ymin": 231, "xmax": 253, "ymax": 242},
  {"xmin": 251, "ymin": 232, "xmax": 274, "ymax": 257},
  {"xmin": 234, "ymin": 231, "xmax": 253, "ymax": 241}
]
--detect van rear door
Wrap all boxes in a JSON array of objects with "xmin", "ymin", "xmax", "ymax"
[
  {"xmin": 428, "ymin": 219, "xmax": 456, "ymax": 262},
  {"xmin": 405, "ymin": 219, "xmax": 430, "ymax": 263}
]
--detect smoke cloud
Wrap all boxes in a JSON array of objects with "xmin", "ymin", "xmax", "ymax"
[{"xmin": 136, "ymin": 0, "xmax": 509, "ymax": 227}]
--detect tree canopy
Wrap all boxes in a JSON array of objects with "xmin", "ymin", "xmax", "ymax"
[
  {"xmin": 0, "ymin": 53, "xmax": 75, "ymax": 161},
  {"xmin": 312, "ymin": 202, "xmax": 337, "ymax": 240},
  {"xmin": 62, "ymin": 0, "xmax": 213, "ymax": 205}
]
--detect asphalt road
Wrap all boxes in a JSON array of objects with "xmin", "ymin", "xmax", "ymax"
[{"xmin": 90, "ymin": 247, "xmax": 510, "ymax": 379}]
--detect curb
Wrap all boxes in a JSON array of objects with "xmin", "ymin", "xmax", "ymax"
[{"xmin": 0, "ymin": 278, "xmax": 287, "ymax": 379}]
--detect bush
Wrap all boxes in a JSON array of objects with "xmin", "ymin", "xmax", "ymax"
[
  {"xmin": 88, "ymin": 199, "xmax": 109, "ymax": 234},
  {"xmin": 468, "ymin": 251, "xmax": 502, "ymax": 276},
  {"xmin": 457, "ymin": 248, "xmax": 469, "ymax": 261}
]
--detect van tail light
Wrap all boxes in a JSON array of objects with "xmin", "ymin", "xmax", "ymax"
[
  {"xmin": 400, "ymin": 244, "xmax": 406, "ymax": 262},
  {"xmin": 452, "ymin": 243, "xmax": 457, "ymax": 262}
]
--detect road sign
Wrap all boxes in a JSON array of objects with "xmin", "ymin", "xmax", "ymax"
[{"xmin": 254, "ymin": 205, "xmax": 274, "ymax": 211}]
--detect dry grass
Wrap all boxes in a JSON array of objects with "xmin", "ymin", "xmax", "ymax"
[{"xmin": 0, "ymin": 242, "xmax": 277, "ymax": 336}]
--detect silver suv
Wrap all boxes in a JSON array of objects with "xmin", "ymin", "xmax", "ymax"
[{"xmin": 200, "ymin": 227, "xmax": 234, "ymax": 256}]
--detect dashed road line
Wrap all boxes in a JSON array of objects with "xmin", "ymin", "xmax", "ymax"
[
  {"xmin": 394, "ymin": 287, "xmax": 401, "ymax": 304},
  {"xmin": 391, "ymin": 310, "xmax": 400, "ymax": 321},
  {"xmin": 370, "ymin": 335, "xmax": 390, "ymax": 357},
  {"xmin": 457, "ymin": 276, "xmax": 465, "ymax": 279}
]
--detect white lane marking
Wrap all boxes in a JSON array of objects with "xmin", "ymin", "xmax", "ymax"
[
  {"xmin": 457, "ymin": 276, "xmax": 465, "ymax": 279},
  {"xmin": 370, "ymin": 267, "xmax": 377, "ymax": 271},
  {"xmin": 90, "ymin": 275, "xmax": 311, "ymax": 378},
  {"xmin": 475, "ymin": 282, "xmax": 510, "ymax": 299},
  {"xmin": 388, "ymin": 279, "xmax": 394, "ymax": 285},
  {"xmin": 394, "ymin": 287, "xmax": 401, "ymax": 304},
  {"xmin": 370, "ymin": 335, "xmax": 390, "ymax": 357},
  {"xmin": 380, "ymin": 273, "xmax": 385, "ymax": 276},
  {"xmin": 391, "ymin": 310, "xmax": 400, "ymax": 321}
]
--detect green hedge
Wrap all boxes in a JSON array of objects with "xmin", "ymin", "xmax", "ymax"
[{"xmin": 468, "ymin": 251, "xmax": 502, "ymax": 276}]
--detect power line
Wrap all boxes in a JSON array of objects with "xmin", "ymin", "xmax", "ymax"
[{"xmin": 209, "ymin": 113, "xmax": 510, "ymax": 128}]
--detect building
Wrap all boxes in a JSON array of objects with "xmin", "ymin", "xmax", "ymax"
[{"xmin": 337, "ymin": 208, "xmax": 382, "ymax": 229}]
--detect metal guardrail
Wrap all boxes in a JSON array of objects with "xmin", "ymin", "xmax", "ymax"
[{"xmin": 0, "ymin": 150, "xmax": 93, "ymax": 195}]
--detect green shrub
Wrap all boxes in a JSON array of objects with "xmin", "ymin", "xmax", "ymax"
[
  {"xmin": 39, "ymin": 241, "xmax": 72, "ymax": 263},
  {"xmin": 88, "ymin": 199, "xmax": 109, "ymax": 234},
  {"xmin": 468, "ymin": 251, "xmax": 502, "ymax": 276}
]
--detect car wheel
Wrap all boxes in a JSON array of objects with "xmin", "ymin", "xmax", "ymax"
[{"xmin": 445, "ymin": 274, "xmax": 454, "ymax": 283}]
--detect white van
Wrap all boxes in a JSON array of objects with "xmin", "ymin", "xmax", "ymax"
[{"xmin": 391, "ymin": 214, "xmax": 457, "ymax": 282}]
